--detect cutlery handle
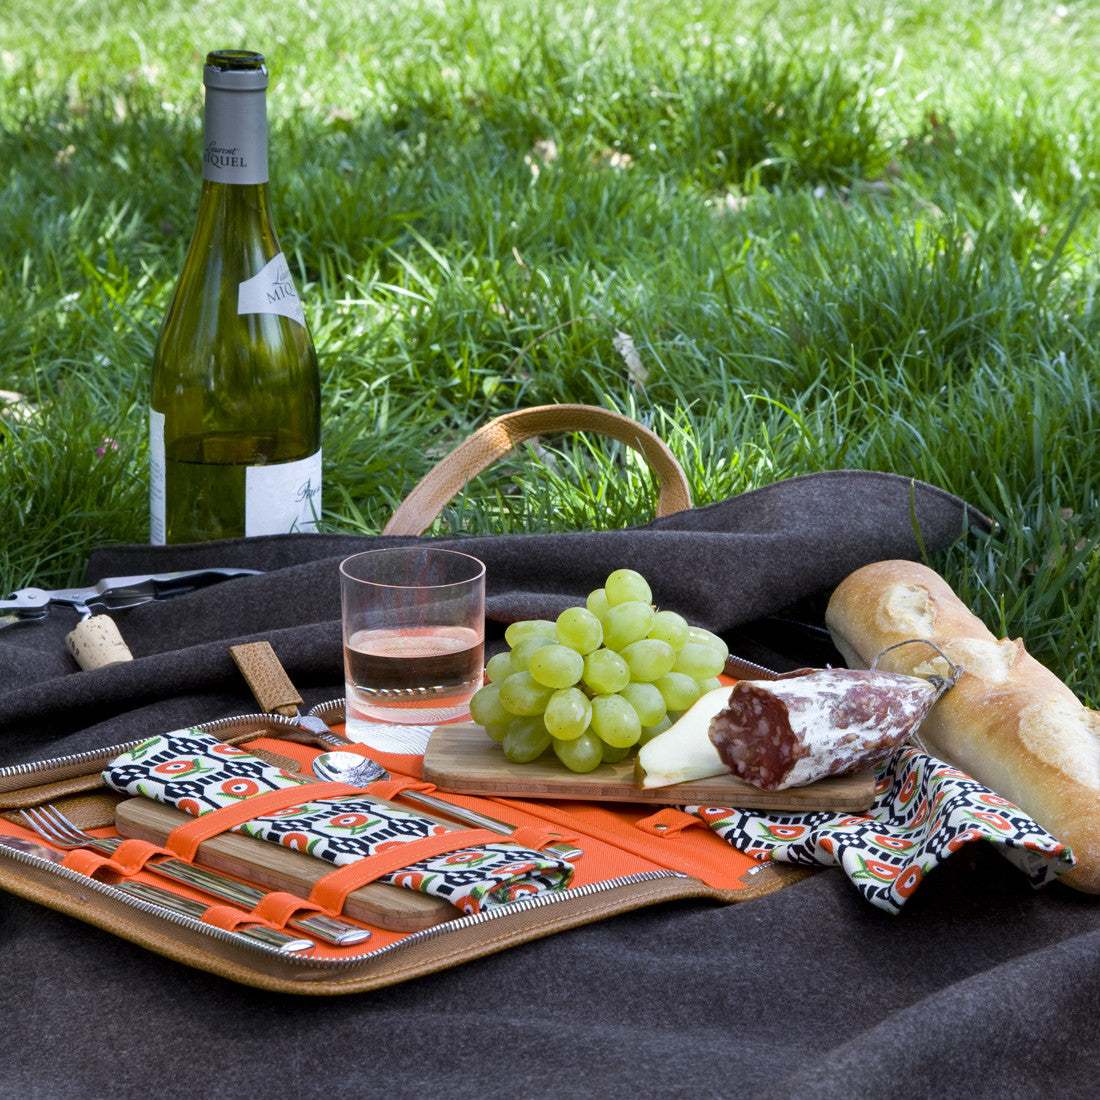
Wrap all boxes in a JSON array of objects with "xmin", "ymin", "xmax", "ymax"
[
  {"xmin": 117, "ymin": 881, "xmax": 314, "ymax": 954},
  {"xmin": 90, "ymin": 836, "xmax": 370, "ymax": 946},
  {"xmin": 398, "ymin": 789, "xmax": 584, "ymax": 861}
]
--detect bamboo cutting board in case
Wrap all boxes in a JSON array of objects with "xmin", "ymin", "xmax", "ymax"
[{"xmin": 422, "ymin": 723, "xmax": 876, "ymax": 810}]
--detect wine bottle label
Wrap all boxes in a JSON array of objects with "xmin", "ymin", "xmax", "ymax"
[
  {"xmin": 149, "ymin": 408, "xmax": 167, "ymax": 546},
  {"xmin": 245, "ymin": 449, "xmax": 322, "ymax": 536},
  {"xmin": 149, "ymin": 407, "xmax": 321, "ymax": 541},
  {"xmin": 237, "ymin": 253, "xmax": 306, "ymax": 327}
]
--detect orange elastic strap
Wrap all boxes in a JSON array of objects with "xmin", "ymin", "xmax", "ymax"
[
  {"xmin": 250, "ymin": 891, "xmax": 329, "ymax": 927},
  {"xmin": 61, "ymin": 849, "xmax": 119, "ymax": 878},
  {"xmin": 506, "ymin": 824, "xmax": 578, "ymax": 851},
  {"xmin": 110, "ymin": 837, "xmax": 175, "ymax": 875},
  {"xmin": 57, "ymin": 839, "xmax": 173, "ymax": 879},
  {"xmin": 365, "ymin": 777, "xmax": 438, "ymax": 801},
  {"xmin": 309, "ymin": 828, "xmax": 500, "ymax": 912},
  {"xmin": 200, "ymin": 904, "xmax": 280, "ymax": 933},
  {"xmin": 164, "ymin": 781, "xmax": 359, "ymax": 861}
]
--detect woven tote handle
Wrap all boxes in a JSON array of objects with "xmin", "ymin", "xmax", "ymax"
[{"xmin": 383, "ymin": 404, "xmax": 693, "ymax": 537}]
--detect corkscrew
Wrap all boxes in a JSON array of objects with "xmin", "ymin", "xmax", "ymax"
[{"xmin": 0, "ymin": 568, "xmax": 262, "ymax": 668}]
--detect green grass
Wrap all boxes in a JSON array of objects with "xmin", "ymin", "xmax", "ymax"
[{"xmin": 3, "ymin": 0, "xmax": 1100, "ymax": 700}]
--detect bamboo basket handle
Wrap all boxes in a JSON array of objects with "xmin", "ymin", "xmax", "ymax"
[{"xmin": 383, "ymin": 404, "xmax": 693, "ymax": 537}]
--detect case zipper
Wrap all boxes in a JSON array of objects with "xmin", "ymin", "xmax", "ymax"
[
  {"xmin": 0, "ymin": 711, "xmax": 325, "ymax": 793},
  {"xmin": 0, "ymin": 835, "xmax": 682, "ymax": 971},
  {"xmin": 0, "ymin": 841, "xmax": 317, "ymax": 962}
]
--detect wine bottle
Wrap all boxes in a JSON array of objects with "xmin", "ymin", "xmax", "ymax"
[{"xmin": 150, "ymin": 49, "xmax": 321, "ymax": 544}]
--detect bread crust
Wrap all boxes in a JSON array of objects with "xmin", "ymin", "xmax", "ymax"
[{"xmin": 825, "ymin": 559, "xmax": 1100, "ymax": 893}]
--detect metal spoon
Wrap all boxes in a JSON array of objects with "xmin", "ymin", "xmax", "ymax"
[{"xmin": 311, "ymin": 751, "xmax": 583, "ymax": 861}]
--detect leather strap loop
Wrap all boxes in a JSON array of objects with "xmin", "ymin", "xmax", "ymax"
[{"xmin": 383, "ymin": 404, "xmax": 692, "ymax": 536}]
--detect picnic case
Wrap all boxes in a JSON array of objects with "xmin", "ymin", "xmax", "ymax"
[
  {"xmin": 0, "ymin": 695, "xmax": 818, "ymax": 993},
  {"xmin": 0, "ymin": 405, "xmax": 984, "ymax": 993}
]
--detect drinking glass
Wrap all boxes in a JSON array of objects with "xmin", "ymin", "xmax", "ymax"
[{"xmin": 340, "ymin": 547, "xmax": 486, "ymax": 729}]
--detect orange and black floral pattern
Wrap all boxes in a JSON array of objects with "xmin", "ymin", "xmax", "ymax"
[{"xmin": 684, "ymin": 747, "xmax": 1074, "ymax": 913}]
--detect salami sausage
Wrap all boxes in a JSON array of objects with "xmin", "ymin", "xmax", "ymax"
[{"xmin": 708, "ymin": 666, "xmax": 948, "ymax": 791}]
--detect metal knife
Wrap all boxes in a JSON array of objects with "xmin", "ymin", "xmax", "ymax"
[
  {"xmin": 0, "ymin": 568, "xmax": 263, "ymax": 630},
  {"xmin": 0, "ymin": 834, "xmax": 314, "ymax": 954}
]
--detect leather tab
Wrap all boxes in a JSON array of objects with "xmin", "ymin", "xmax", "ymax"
[{"xmin": 229, "ymin": 641, "xmax": 304, "ymax": 717}]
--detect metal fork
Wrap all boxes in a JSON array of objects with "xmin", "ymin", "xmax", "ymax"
[{"xmin": 21, "ymin": 805, "xmax": 371, "ymax": 947}]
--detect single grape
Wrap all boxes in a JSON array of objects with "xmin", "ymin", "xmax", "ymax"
[
  {"xmin": 638, "ymin": 714, "xmax": 673, "ymax": 745},
  {"xmin": 469, "ymin": 681, "xmax": 511, "ymax": 728},
  {"xmin": 509, "ymin": 634, "xmax": 559, "ymax": 672},
  {"xmin": 601, "ymin": 600, "xmax": 656, "ymax": 650},
  {"xmin": 619, "ymin": 638, "xmax": 676, "ymax": 682},
  {"xmin": 603, "ymin": 568, "xmax": 652, "ymax": 607},
  {"xmin": 590, "ymin": 693, "xmax": 642, "ymax": 748},
  {"xmin": 673, "ymin": 641, "xmax": 725, "ymax": 680},
  {"xmin": 582, "ymin": 648, "xmax": 631, "ymax": 695},
  {"xmin": 619, "ymin": 681, "xmax": 667, "ymax": 726},
  {"xmin": 483, "ymin": 722, "xmax": 510, "ymax": 743},
  {"xmin": 503, "ymin": 716, "xmax": 552, "ymax": 763},
  {"xmin": 654, "ymin": 671, "xmax": 703, "ymax": 712},
  {"xmin": 600, "ymin": 742, "xmax": 632, "ymax": 764},
  {"xmin": 504, "ymin": 619, "xmax": 559, "ymax": 648},
  {"xmin": 586, "ymin": 588, "xmax": 611, "ymax": 619},
  {"xmin": 697, "ymin": 676, "xmax": 723, "ymax": 693},
  {"xmin": 543, "ymin": 687, "xmax": 593, "ymax": 740},
  {"xmin": 553, "ymin": 730, "xmax": 604, "ymax": 773},
  {"xmin": 498, "ymin": 671, "xmax": 554, "ymax": 716},
  {"xmin": 528, "ymin": 643, "xmax": 585, "ymax": 689},
  {"xmin": 647, "ymin": 609, "xmax": 689, "ymax": 651},
  {"xmin": 687, "ymin": 626, "xmax": 730, "ymax": 661},
  {"xmin": 485, "ymin": 650, "xmax": 515, "ymax": 683},
  {"xmin": 555, "ymin": 606, "xmax": 603, "ymax": 654}
]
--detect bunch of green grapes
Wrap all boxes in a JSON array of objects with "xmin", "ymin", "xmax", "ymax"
[{"xmin": 468, "ymin": 568, "xmax": 728, "ymax": 773}]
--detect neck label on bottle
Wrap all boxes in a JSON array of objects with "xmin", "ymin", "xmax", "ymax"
[
  {"xmin": 238, "ymin": 252, "xmax": 306, "ymax": 327},
  {"xmin": 203, "ymin": 85, "xmax": 268, "ymax": 185}
]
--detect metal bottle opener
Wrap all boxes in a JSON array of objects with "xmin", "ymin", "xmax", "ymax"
[
  {"xmin": 1, "ymin": 568, "xmax": 263, "ymax": 668},
  {"xmin": 0, "ymin": 567, "xmax": 263, "ymax": 631}
]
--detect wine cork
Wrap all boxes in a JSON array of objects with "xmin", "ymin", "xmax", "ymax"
[{"xmin": 66, "ymin": 614, "xmax": 134, "ymax": 670}]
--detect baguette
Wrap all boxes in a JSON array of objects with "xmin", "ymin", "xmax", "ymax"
[{"xmin": 825, "ymin": 559, "xmax": 1100, "ymax": 893}]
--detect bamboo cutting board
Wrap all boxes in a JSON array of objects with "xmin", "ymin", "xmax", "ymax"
[
  {"xmin": 422, "ymin": 723, "xmax": 876, "ymax": 810},
  {"xmin": 114, "ymin": 798, "xmax": 457, "ymax": 933}
]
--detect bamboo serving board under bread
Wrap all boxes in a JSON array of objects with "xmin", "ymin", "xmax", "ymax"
[
  {"xmin": 114, "ymin": 798, "xmax": 457, "ymax": 933},
  {"xmin": 422, "ymin": 723, "xmax": 876, "ymax": 810}
]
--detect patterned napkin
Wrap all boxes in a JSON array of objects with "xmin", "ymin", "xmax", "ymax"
[
  {"xmin": 683, "ymin": 747, "xmax": 1075, "ymax": 914},
  {"xmin": 103, "ymin": 730, "xmax": 573, "ymax": 915}
]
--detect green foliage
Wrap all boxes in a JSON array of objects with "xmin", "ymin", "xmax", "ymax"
[{"xmin": 3, "ymin": 0, "xmax": 1100, "ymax": 701}]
